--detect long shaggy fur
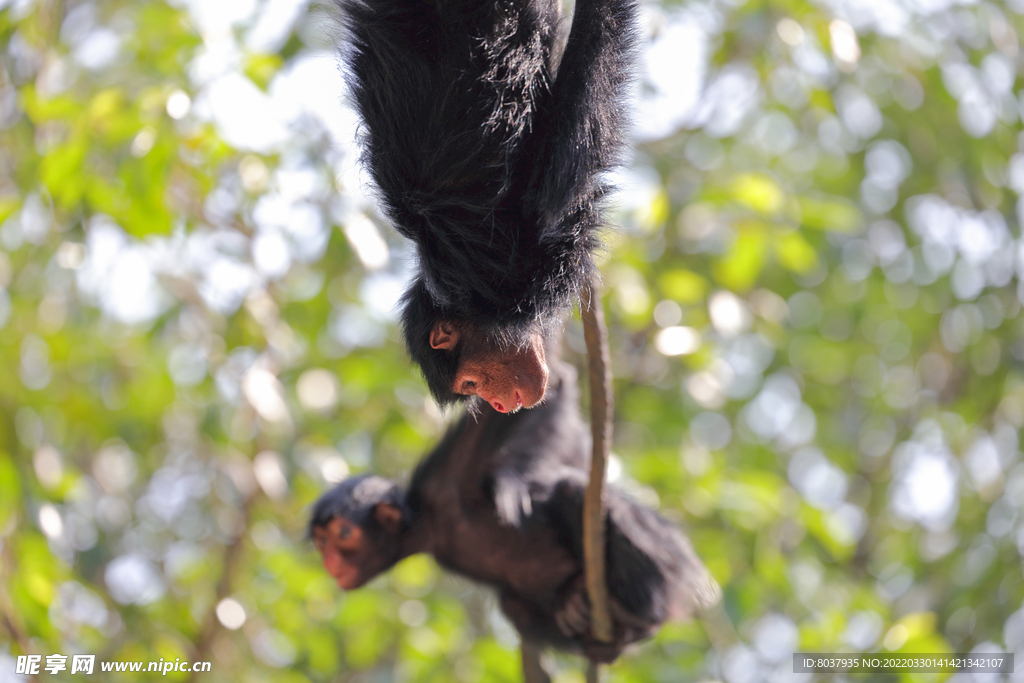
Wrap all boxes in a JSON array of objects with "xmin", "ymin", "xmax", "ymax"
[{"xmin": 334, "ymin": 0, "xmax": 639, "ymax": 403}]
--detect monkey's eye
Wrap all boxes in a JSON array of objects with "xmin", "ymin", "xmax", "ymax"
[
  {"xmin": 462, "ymin": 380, "xmax": 476, "ymax": 391},
  {"xmin": 339, "ymin": 526, "xmax": 351, "ymax": 539}
]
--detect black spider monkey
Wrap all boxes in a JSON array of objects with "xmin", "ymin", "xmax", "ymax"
[
  {"xmin": 310, "ymin": 350, "xmax": 719, "ymax": 663},
  {"xmin": 335, "ymin": 0, "xmax": 638, "ymax": 411}
]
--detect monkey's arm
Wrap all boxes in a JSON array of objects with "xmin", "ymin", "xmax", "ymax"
[{"xmin": 527, "ymin": 0, "xmax": 640, "ymax": 222}]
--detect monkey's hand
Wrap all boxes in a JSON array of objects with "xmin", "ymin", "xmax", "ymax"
[
  {"xmin": 554, "ymin": 575, "xmax": 593, "ymax": 638},
  {"xmin": 492, "ymin": 469, "xmax": 533, "ymax": 527},
  {"xmin": 554, "ymin": 581, "xmax": 624, "ymax": 663},
  {"xmin": 555, "ymin": 577, "xmax": 659, "ymax": 663}
]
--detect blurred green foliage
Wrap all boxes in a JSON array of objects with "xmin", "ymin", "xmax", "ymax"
[{"xmin": 2, "ymin": 0, "xmax": 1024, "ymax": 682}]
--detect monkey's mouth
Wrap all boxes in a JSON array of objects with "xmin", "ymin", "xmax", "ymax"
[{"xmin": 500, "ymin": 391, "xmax": 525, "ymax": 414}]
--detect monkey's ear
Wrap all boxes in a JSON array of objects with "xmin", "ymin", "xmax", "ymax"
[
  {"xmin": 429, "ymin": 322, "xmax": 458, "ymax": 350},
  {"xmin": 374, "ymin": 503, "xmax": 403, "ymax": 534}
]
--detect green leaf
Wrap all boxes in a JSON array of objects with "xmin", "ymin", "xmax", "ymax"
[
  {"xmin": 775, "ymin": 231, "xmax": 819, "ymax": 273},
  {"xmin": 0, "ymin": 453, "xmax": 20, "ymax": 527},
  {"xmin": 713, "ymin": 221, "xmax": 768, "ymax": 290},
  {"xmin": 40, "ymin": 136, "xmax": 89, "ymax": 207},
  {"xmin": 730, "ymin": 173, "xmax": 785, "ymax": 214},
  {"xmin": 658, "ymin": 268, "xmax": 707, "ymax": 303},
  {"xmin": 797, "ymin": 194, "xmax": 863, "ymax": 232}
]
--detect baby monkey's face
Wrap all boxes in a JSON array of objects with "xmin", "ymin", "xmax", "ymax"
[{"xmin": 313, "ymin": 517, "xmax": 368, "ymax": 590}]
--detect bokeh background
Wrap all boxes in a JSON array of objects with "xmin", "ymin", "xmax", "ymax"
[{"xmin": 2, "ymin": 0, "xmax": 1024, "ymax": 681}]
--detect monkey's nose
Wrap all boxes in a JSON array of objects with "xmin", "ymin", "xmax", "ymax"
[{"xmin": 489, "ymin": 390, "xmax": 526, "ymax": 413}]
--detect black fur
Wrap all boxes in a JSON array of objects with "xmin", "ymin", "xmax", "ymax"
[
  {"xmin": 310, "ymin": 360, "xmax": 719, "ymax": 662},
  {"xmin": 334, "ymin": 0, "xmax": 639, "ymax": 403}
]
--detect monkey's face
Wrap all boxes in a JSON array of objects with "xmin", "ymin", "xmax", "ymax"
[
  {"xmin": 428, "ymin": 322, "xmax": 549, "ymax": 412},
  {"xmin": 313, "ymin": 517, "xmax": 370, "ymax": 590},
  {"xmin": 312, "ymin": 502, "xmax": 405, "ymax": 590}
]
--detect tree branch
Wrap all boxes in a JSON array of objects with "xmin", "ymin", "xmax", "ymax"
[{"xmin": 188, "ymin": 498, "xmax": 252, "ymax": 683}]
